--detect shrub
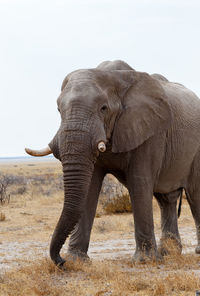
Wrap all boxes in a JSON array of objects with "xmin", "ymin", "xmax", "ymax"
[
  {"xmin": 16, "ymin": 186, "xmax": 27, "ymax": 195},
  {"xmin": 102, "ymin": 193, "xmax": 132, "ymax": 214},
  {"xmin": 0, "ymin": 212, "xmax": 6, "ymax": 221},
  {"xmin": 0, "ymin": 175, "xmax": 10, "ymax": 204},
  {"xmin": 99, "ymin": 175, "xmax": 132, "ymax": 214}
]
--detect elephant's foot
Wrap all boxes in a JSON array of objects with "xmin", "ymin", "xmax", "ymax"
[
  {"xmin": 67, "ymin": 248, "xmax": 90, "ymax": 262},
  {"xmin": 158, "ymin": 237, "xmax": 182, "ymax": 256},
  {"xmin": 195, "ymin": 245, "xmax": 200, "ymax": 254},
  {"xmin": 133, "ymin": 249, "xmax": 162, "ymax": 264}
]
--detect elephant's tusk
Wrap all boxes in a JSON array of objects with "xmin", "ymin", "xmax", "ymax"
[
  {"xmin": 98, "ymin": 141, "xmax": 106, "ymax": 153},
  {"xmin": 25, "ymin": 146, "xmax": 52, "ymax": 157}
]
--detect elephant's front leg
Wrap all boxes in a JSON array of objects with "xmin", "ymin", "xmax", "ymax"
[
  {"xmin": 128, "ymin": 177, "xmax": 158, "ymax": 262},
  {"xmin": 67, "ymin": 166, "xmax": 105, "ymax": 259}
]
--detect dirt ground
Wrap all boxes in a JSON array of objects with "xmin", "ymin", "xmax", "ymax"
[{"xmin": 1, "ymin": 159, "xmax": 200, "ymax": 295}]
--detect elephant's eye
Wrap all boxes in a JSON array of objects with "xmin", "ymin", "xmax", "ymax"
[
  {"xmin": 100, "ymin": 104, "xmax": 108, "ymax": 113},
  {"xmin": 57, "ymin": 107, "xmax": 60, "ymax": 113}
]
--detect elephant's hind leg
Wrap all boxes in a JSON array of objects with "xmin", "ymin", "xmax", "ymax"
[
  {"xmin": 185, "ymin": 189, "xmax": 200, "ymax": 254},
  {"xmin": 67, "ymin": 166, "xmax": 105, "ymax": 259},
  {"xmin": 186, "ymin": 151, "xmax": 200, "ymax": 254},
  {"xmin": 154, "ymin": 191, "xmax": 182, "ymax": 256}
]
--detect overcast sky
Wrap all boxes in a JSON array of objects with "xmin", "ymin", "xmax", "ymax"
[{"xmin": 0, "ymin": 0, "xmax": 200, "ymax": 157}]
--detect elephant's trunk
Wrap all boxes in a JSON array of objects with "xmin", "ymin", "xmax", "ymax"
[{"xmin": 49, "ymin": 129, "xmax": 95, "ymax": 266}]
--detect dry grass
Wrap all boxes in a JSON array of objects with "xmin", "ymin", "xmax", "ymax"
[
  {"xmin": 1, "ymin": 159, "xmax": 200, "ymax": 295},
  {"xmin": 1, "ymin": 255, "xmax": 200, "ymax": 296},
  {"xmin": 0, "ymin": 161, "xmax": 63, "ymax": 210}
]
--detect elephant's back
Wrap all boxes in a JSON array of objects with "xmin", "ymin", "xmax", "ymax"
[{"xmin": 162, "ymin": 80, "xmax": 200, "ymax": 128}]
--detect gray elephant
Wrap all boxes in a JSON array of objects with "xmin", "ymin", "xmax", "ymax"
[{"xmin": 25, "ymin": 60, "xmax": 200, "ymax": 266}]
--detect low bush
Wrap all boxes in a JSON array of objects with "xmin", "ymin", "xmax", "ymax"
[
  {"xmin": 0, "ymin": 175, "xmax": 10, "ymax": 204},
  {"xmin": 98, "ymin": 175, "xmax": 132, "ymax": 214},
  {"xmin": 0, "ymin": 212, "xmax": 6, "ymax": 221},
  {"xmin": 102, "ymin": 193, "xmax": 132, "ymax": 214}
]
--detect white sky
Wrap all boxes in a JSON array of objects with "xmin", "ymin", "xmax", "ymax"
[{"xmin": 0, "ymin": 0, "xmax": 200, "ymax": 157}]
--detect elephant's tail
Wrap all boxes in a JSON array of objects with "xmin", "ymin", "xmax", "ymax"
[{"xmin": 178, "ymin": 189, "xmax": 183, "ymax": 218}]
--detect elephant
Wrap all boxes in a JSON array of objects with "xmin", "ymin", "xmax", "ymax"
[{"xmin": 25, "ymin": 60, "xmax": 200, "ymax": 266}]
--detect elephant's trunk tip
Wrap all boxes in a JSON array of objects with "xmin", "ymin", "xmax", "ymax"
[{"xmin": 25, "ymin": 146, "xmax": 52, "ymax": 157}]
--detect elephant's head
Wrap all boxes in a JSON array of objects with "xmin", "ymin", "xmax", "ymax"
[{"xmin": 25, "ymin": 66, "xmax": 170, "ymax": 266}]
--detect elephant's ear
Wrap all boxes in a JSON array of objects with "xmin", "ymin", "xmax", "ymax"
[{"xmin": 111, "ymin": 72, "xmax": 171, "ymax": 153}]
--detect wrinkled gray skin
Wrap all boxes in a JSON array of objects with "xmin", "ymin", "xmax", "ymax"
[{"xmin": 48, "ymin": 60, "xmax": 200, "ymax": 266}]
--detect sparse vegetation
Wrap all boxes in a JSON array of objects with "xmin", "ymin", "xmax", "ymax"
[
  {"xmin": 0, "ymin": 160, "xmax": 200, "ymax": 295},
  {"xmin": 1, "ymin": 256, "xmax": 200, "ymax": 296}
]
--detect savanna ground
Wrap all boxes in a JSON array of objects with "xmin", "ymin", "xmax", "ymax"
[{"xmin": 0, "ymin": 159, "xmax": 200, "ymax": 296}]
